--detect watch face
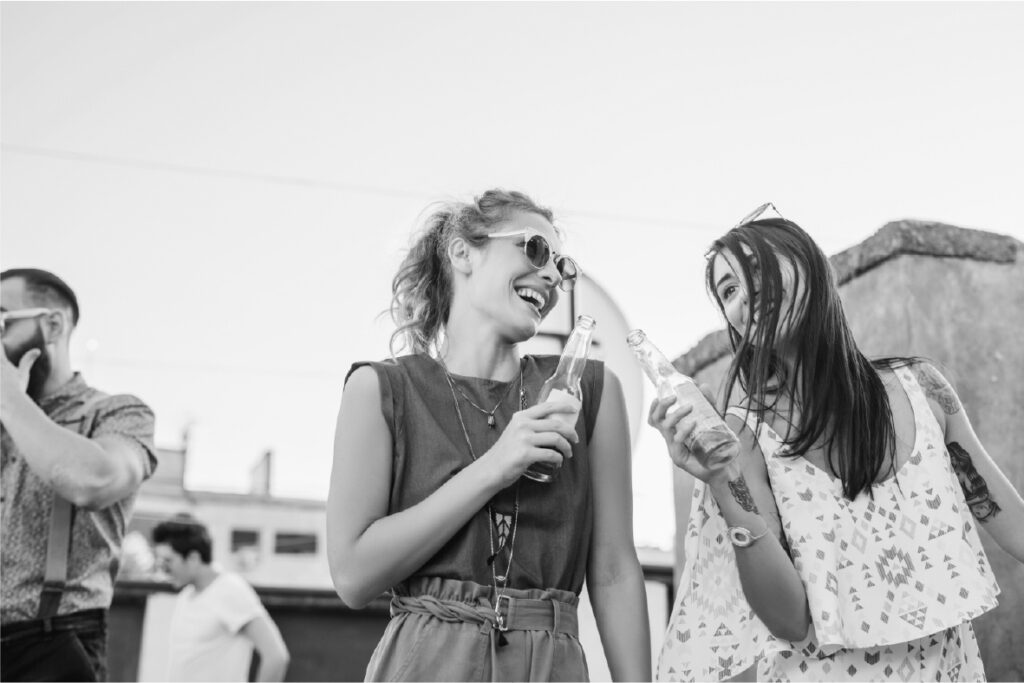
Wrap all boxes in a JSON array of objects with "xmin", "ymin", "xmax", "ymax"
[{"xmin": 728, "ymin": 527, "xmax": 754, "ymax": 547}]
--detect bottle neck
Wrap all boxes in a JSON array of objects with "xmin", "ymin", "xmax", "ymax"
[
  {"xmin": 631, "ymin": 338, "xmax": 691, "ymax": 387},
  {"xmin": 551, "ymin": 327, "xmax": 595, "ymax": 385}
]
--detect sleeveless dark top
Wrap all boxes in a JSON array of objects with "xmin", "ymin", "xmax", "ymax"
[{"xmin": 346, "ymin": 354, "xmax": 604, "ymax": 595}]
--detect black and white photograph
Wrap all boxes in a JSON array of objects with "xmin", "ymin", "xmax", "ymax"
[{"xmin": 2, "ymin": 2, "xmax": 1023, "ymax": 681}]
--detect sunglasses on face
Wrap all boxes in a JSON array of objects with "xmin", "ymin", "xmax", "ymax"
[
  {"xmin": 0, "ymin": 308, "xmax": 52, "ymax": 336},
  {"xmin": 486, "ymin": 230, "xmax": 580, "ymax": 292},
  {"xmin": 732, "ymin": 202, "xmax": 785, "ymax": 230}
]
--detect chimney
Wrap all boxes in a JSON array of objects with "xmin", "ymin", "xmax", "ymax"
[{"xmin": 249, "ymin": 449, "xmax": 273, "ymax": 496}]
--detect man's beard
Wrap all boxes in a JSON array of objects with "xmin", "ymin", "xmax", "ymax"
[{"xmin": 3, "ymin": 325, "xmax": 52, "ymax": 401}]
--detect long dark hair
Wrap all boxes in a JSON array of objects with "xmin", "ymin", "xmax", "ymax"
[
  {"xmin": 389, "ymin": 189, "xmax": 555, "ymax": 357},
  {"xmin": 705, "ymin": 218, "xmax": 913, "ymax": 500}
]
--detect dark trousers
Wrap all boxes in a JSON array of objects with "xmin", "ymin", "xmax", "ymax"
[{"xmin": 0, "ymin": 609, "xmax": 108, "ymax": 682}]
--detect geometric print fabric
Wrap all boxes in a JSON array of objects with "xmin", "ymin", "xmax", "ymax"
[
  {"xmin": 656, "ymin": 367, "xmax": 999, "ymax": 682},
  {"xmin": 762, "ymin": 368, "xmax": 999, "ymax": 652}
]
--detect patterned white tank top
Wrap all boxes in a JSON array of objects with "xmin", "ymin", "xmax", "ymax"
[{"xmin": 657, "ymin": 366, "xmax": 1000, "ymax": 682}]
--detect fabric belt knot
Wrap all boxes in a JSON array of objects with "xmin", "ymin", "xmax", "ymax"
[
  {"xmin": 391, "ymin": 593, "xmax": 579, "ymax": 635},
  {"xmin": 390, "ymin": 593, "xmax": 579, "ymax": 682},
  {"xmin": 390, "ymin": 593, "xmax": 498, "ymax": 628}
]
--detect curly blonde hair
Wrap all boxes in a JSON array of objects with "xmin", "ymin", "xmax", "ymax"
[{"xmin": 389, "ymin": 189, "xmax": 555, "ymax": 357}]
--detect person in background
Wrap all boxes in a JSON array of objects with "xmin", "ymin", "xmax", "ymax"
[
  {"xmin": 328, "ymin": 189, "xmax": 651, "ymax": 681},
  {"xmin": 653, "ymin": 207, "xmax": 1024, "ymax": 682},
  {"xmin": 153, "ymin": 514, "xmax": 290, "ymax": 682},
  {"xmin": 1, "ymin": 267, "xmax": 157, "ymax": 682}
]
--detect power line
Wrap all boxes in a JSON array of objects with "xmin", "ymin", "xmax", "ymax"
[
  {"xmin": 1, "ymin": 143, "xmax": 426, "ymax": 201},
  {"xmin": 2, "ymin": 143, "xmax": 722, "ymax": 232},
  {"xmin": 80, "ymin": 354, "xmax": 347, "ymax": 381}
]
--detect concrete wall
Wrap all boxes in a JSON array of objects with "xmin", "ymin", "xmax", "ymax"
[{"xmin": 672, "ymin": 221, "xmax": 1024, "ymax": 680}]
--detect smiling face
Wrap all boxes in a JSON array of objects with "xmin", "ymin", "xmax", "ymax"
[
  {"xmin": 463, "ymin": 210, "xmax": 565, "ymax": 341},
  {"xmin": 711, "ymin": 244, "xmax": 805, "ymax": 349}
]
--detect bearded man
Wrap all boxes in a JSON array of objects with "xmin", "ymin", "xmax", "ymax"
[{"xmin": 1, "ymin": 268, "xmax": 157, "ymax": 681}]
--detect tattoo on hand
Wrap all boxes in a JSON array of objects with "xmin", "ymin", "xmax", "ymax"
[
  {"xmin": 948, "ymin": 441, "xmax": 1001, "ymax": 522},
  {"xmin": 727, "ymin": 476, "xmax": 760, "ymax": 514},
  {"xmin": 913, "ymin": 364, "xmax": 962, "ymax": 416}
]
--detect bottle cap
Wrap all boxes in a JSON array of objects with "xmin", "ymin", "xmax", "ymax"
[{"xmin": 626, "ymin": 329, "xmax": 647, "ymax": 346}]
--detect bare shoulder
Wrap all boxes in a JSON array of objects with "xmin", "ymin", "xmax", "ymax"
[
  {"xmin": 335, "ymin": 365, "xmax": 388, "ymax": 440},
  {"xmin": 909, "ymin": 361, "xmax": 963, "ymax": 417},
  {"xmin": 343, "ymin": 365, "xmax": 382, "ymax": 399}
]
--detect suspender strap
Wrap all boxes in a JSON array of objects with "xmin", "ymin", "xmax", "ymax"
[
  {"xmin": 35, "ymin": 392, "xmax": 108, "ymax": 621},
  {"xmin": 37, "ymin": 496, "xmax": 73, "ymax": 620}
]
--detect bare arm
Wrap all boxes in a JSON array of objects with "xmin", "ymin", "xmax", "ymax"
[
  {"xmin": 708, "ymin": 416, "xmax": 810, "ymax": 642},
  {"xmin": 326, "ymin": 366, "xmax": 577, "ymax": 607},
  {"xmin": 241, "ymin": 613, "xmax": 290, "ymax": 682},
  {"xmin": 650, "ymin": 398, "xmax": 810, "ymax": 641},
  {"xmin": 586, "ymin": 368, "xmax": 651, "ymax": 682},
  {"xmin": 1, "ymin": 353, "xmax": 149, "ymax": 510},
  {"xmin": 914, "ymin": 363, "xmax": 1024, "ymax": 562}
]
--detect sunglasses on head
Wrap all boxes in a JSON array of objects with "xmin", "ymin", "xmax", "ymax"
[
  {"xmin": 486, "ymin": 229, "xmax": 580, "ymax": 292},
  {"xmin": 732, "ymin": 202, "xmax": 785, "ymax": 230},
  {"xmin": 0, "ymin": 308, "xmax": 52, "ymax": 335}
]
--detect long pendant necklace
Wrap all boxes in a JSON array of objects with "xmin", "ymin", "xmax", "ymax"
[
  {"xmin": 438, "ymin": 357, "xmax": 521, "ymax": 429},
  {"xmin": 441, "ymin": 358, "xmax": 525, "ymax": 643}
]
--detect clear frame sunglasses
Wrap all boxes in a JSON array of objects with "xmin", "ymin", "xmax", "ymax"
[
  {"xmin": 732, "ymin": 202, "xmax": 785, "ymax": 230},
  {"xmin": 486, "ymin": 229, "xmax": 581, "ymax": 292},
  {"xmin": 0, "ymin": 308, "xmax": 53, "ymax": 336}
]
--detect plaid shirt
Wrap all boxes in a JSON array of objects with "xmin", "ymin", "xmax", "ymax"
[{"xmin": 1, "ymin": 373, "xmax": 157, "ymax": 623}]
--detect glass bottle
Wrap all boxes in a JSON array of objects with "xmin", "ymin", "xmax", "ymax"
[
  {"xmin": 525, "ymin": 315, "xmax": 597, "ymax": 483},
  {"xmin": 627, "ymin": 329, "xmax": 738, "ymax": 459}
]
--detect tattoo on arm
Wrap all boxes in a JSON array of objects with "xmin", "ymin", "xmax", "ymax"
[
  {"xmin": 948, "ymin": 441, "xmax": 1001, "ymax": 522},
  {"xmin": 913, "ymin": 364, "xmax": 962, "ymax": 416},
  {"xmin": 727, "ymin": 475, "xmax": 760, "ymax": 514}
]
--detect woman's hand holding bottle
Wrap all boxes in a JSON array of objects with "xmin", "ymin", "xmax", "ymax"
[
  {"xmin": 481, "ymin": 401, "xmax": 579, "ymax": 488},
  {"xmin": 648, "ymin": 387, "xmax": 739, "ymax": 484}
]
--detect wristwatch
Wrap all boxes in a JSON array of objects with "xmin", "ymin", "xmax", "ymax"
[{"xmin": 727, "ymin": 524, "xmax": 770, "ymax": 548}]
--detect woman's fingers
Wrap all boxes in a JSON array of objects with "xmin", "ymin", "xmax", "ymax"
[
  {"xmin": 649, "ymin": 396, "xmax": 686, "ymax": 425},
  {"xmin": 530, "ymin": 446, "xmax": 565, "ymax": 469},
  {"xmin": 527, "ymin": 400, "xmax": 579, "ymax": 419},
  {"xmin": 532, "ymin": 417, "xmax": 579, "ymax": 444},
  {"xmin": 531, "ymin": 431, "xmax": 573, "ymax": 460},
  {"xmin": 673, "ymin": 415, "xmax": 698, "ymax": 444},
  {"xmin": 660, "ymin": 403, "xmax": 691, "ymax": 431}
]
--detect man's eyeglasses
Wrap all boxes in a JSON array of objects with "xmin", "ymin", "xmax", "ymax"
[
  {"xmin": 732, "ymin": 202, "xmax": 785, "ymax": 230},
  {"xmin": 0, "ymin": 308, "xmax": 52, "ymax": 336},
  {"xmin": 486, "ymin": 230, "xmax": 580, "ymax": 292}
]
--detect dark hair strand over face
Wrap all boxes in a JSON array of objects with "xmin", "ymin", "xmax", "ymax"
[{"xmin": 706, "ymin": 218, "xmax": 918, "ymax": 500}]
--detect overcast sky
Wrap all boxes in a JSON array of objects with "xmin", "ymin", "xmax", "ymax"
[{"xmin": 3, "ymin": 1, "xmax": 1023, "ymax": 549}]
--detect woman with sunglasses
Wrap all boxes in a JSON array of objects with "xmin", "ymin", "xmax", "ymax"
[
  {"xmin": 327, "ymin": 189, "xmax": 651, "ymax": 681},
  {"xmin": 652, "ymin": 211, "xmax": 1023, "ymax": 682}
]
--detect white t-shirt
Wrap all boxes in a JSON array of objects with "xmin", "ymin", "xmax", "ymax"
[{"xmin": 166, "ymin": 572, "xmax": 268, "ymax": 682}]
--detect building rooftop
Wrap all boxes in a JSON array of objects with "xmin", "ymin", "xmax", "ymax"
[{"xmin": 676, "ymin": 220, "xmax": 1022, "ymax": 376}]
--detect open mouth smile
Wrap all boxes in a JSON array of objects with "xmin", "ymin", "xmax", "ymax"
[{"xmin": 515, "ymin": 286, "xmax": 547, "ymax": 316}]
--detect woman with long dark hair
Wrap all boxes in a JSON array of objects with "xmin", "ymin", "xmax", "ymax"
[
  {"xmin": 327, "ymin": 189, "xmax": 651, "ymax": 681},
  {"xmin": 653, "ymin": 207, "xmax": 1024, "ymax": 681}
]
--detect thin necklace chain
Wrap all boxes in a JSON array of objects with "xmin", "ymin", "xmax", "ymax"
[
  {"xmin": 438, "ymin": 357, "xmax": 522, "ymax": 428},
  {"xmin": 441, "ymin": 358, "xmax": 524, "ymax": 626}
]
